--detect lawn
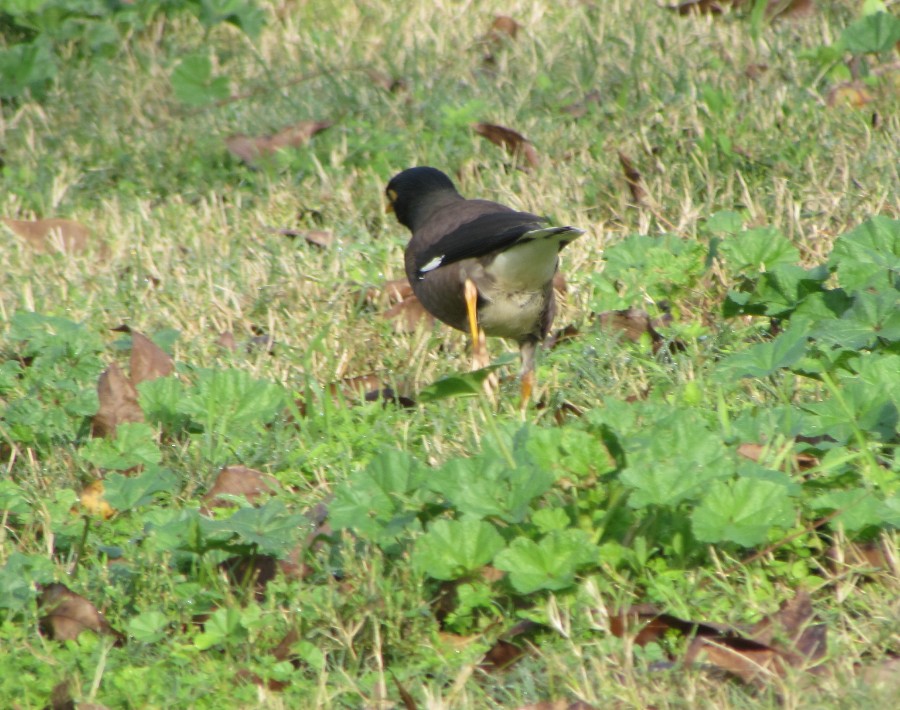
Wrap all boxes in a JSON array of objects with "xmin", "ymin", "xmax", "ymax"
[{"xmin": 1, "ymin": 0, "xmax": 899, "ymax": 707}]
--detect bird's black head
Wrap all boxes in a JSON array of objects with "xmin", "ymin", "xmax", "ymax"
[{"xmin": 386, "ymin": 166, "xmax": 460, "ymax": 231}]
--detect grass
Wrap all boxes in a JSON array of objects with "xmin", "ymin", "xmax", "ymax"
[{"xmin": 1, "ymin": 0, "xmax": 900, "ymax": 707}]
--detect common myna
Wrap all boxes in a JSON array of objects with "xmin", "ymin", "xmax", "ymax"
[{"xmin": 385, "ymin": 166, "xmax": 584, "ymax": 403}]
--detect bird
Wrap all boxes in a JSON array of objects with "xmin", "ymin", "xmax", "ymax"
[{"xmin": 385, "ymin": 166, "xmax": 584, "ymax": 404}]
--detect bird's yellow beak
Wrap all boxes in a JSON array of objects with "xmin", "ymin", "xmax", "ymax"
[{"xmin": 385, "ymin": 188, "xmax": 397, "ymax": 213}]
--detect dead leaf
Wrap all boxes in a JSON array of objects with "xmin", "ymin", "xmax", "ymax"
[
  {"xmin": 78, "ymin": 480, "xmax": 115, "ymax": 519},
  {"xmin": 827, "ymin": 540, "xmax": 893, "ymax": 574},
  {"xmin": 515, "ymin": 703, "xmax": 598, "ymax": 710},
  {"xmin": 92, "ymin": 362, "xmax": 144, "ymax": 438},
  {"xmin": 488, "ymin": 15, "xmax": 521, "ymax": 42},
  {"xmin": 745, "ymin": 63, "xmax": 769, "ymax": 80},
  {"xmin": 686, "ymin": 635, "xmax": 784, "ymax": 684},
  {"xmin": 737, "ymin": 442, "xmax": 818, "ymax": 470},
  {"xmin": 3, "ymin": 217, "xmax": 90, "ymax": 252},
  {"xmin": 274, "ymin": 227, "xmax": 334, "ymax": 248},
  {"xmin": 473, "ymin": 123, "xmax": 540, "ymax": 168},
  {"xmin": 201, "ymin": 465, "xmax": 279, "ymax": 512},
  {"xmin": 594, "ymin": 308, "xmax": 662, "ymax": 346},
  {"xmin": 391, "ymin": 673, "xmax": 418, "ymax": 710},
  {"xmin": 216, "ymin": 331, "xmax": 238, "ymax": 351},
  {"xmin": 767, "ymin": 0, "xmax": 816, "ymax": 21},
  {"xmin": 384, "ymin": 295, "xmax": 435, "ymax": 333},
  {"xmin": 617, "ymin": 152, "xmax": 646, "ymax": 205},
  {"xmin": 667, "ymin": 0, "xmax": 726, "ymax": 15},
  {"xmin": 39, "ymin": 583, "xmax": 122, "ymax": 643},
  {"xmin": 826, "ymin": 83, "xmax": 874, "ymax": 108},
  {"xmin": 480, "ymin": 620, "xmax": 543, "ymax": 672},
  {"xmin": 544, "ymin": 324, "xmax": 580, "ymax": 350},
  {"xmin": 609, "ymin": 604, "xmax": 731, "ymax": 646},
  {"xmin": 219, "ymin": 551, "xmax": 307, "ymax": 600},
  {"xmin": 129, "ymin": 331, "xmax": 174, "ymax": 386},
  {"xmin": 226, "ymin": 120, "xmax": 332, "ymax": 166}
]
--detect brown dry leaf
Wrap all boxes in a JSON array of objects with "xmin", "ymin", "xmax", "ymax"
[
  {"xmin": 827, "ymin": 83, "xmax": 875, "ymax": 108},
  {"xmin": 745, "ymin": 63, "xmax": 769, "ymax": 80},
  {"xmin": 39, "ymin": 583, "xmax": 122, "ymax": 643},
  {"xmin": 226, "ymin": 120, "xmax": 332, "ymax": 166},
  {"xmin": 737, "ymin": 442, "xmax": 818, "ymax": 470},
  {"xmin": 826, "ymin": 540, "xmax": 893, "ymax": 573},
  {"xmin": 235, "ymin": 668, "xmax": 290, "ymax": 692},
  {"xmin": 686, "ymin": 635, "xmax": 784, "ymax": 684},
  {"xmin": 473, "ymin": 123, "xmax": 539, "ymax": 169},
  {"xmin": 767, "ymin": 0, "xmax": 816, "ymax": 21},
  {"xmin": 617, "ymin": 152, "xmax": 647, "ymax": 206},
  {"xmin": 3, "ymin": 217, "xmax": 90, "ymax": 252},
  {"xmin": 516, "ymin": 703, "xmax": 598, "ymax": 710},
  {"xmin": 384, "ymin": 295, "xmax": 435, "ymax": 333},
  {"xmin": 130, "ymin": 331, "xmax": 174, "ymax": 386},
  {"xmin": 301, "ymin": 230, "xmax": 333, "ymax": 248},
  {"xmin": 480, "ymin": 620, "xmax": 543, "ymax": 672},
  {"xmin": 78, "ymin": 480, "xmax": 115, "ymax": 519},
  {"xmin": 92, "ymin": 362, "xmax": 144, "ymax": 438},
  {"xmin": 201, "ymin": 465, "xmax": 279, "ymax": 512},
  {"xmin": 595, "ymin": 308, "xmax": 661, "ymax": 345},
  {"xmin": 391, "ymin": 673, "xmax": 418, "ymax": 710},
  {"xmin": 544, "ymin": 324, "xmax": 580, "ymax": 350},
  {"xmin": 216, "ymin": 331, "xmax": 238, "ymax": 352},
  {"xmin": 488, "ymin": 15, "xmax": 521, "ymax": 42},
  {"xmin": 609, "ymin": 605, "xmax": 730, "ymax": 646},
  {"xmin": 220, "ymin": 551, "xmax": 307, "ymax": 600},
  {"xmin": 750, "ymin": 590, "xmax": 818, "ymax": 650},
  {"xmin": 275, "ymin": 227, "xmax": 334, "ymax": 248},
  {"xmin": 668, "ymin": 0, "xmax": 727, "ymax": 15},
  {"xmin": 364, "ymin": 278, "xmax": 414, "ymax": 308}
]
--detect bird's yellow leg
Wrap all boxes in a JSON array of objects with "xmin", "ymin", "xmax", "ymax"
[{"xmin": 463, "ymin": 278, "xmax": 480, "ymax": 345}]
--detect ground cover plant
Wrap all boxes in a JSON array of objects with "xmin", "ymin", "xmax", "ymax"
[{"xmin": 1, "ymin": 0, "xmax": 899, "ymax": 707}]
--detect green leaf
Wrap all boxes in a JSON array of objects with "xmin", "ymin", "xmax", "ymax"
[
  {"xmin": 429, "ymin": 453, "xmax": 555, "ymax": 523},
  {"xmin": 204, "ymin": 500, "xmax": 307, "ymax": 556},
  {"xmin": 810, "ymin": 489, "xmax": 900, "ymax": 531},
  {"xmin": 79, "ymin": 422, "xmax": 162, "ymax": 471},
  {"xmin": 103, "ymin": 468, "xmax": 179, "ymax": 510},
  {"xmin": 840, "ymin": 12, "xmax": 900, "ymax": 54},
  {"xmin": 0, "ymin": 553, "xmax": 56, "ymax": 612},
  {"xmin": 812, "ymin": 290, "xmax": 900, "ymax": 350},
  {"xmin": 692, "ymin": 478, "xmax": 795, "ymax": 546},
  {"xmin": 127, "ymin": 611, "xmax": 169, "ymax": 644},
  {"xmin": 718, "ymin": 227, "xmax": 799, "ymax": 275},
  {"xmin": 494, "ymin": 530, "xmax": 598, "ymax": 594},
  {"xmin": 412, "ymin": 519, "xmax": 505, "ymax": 580},
  {"xmin": 830, "ymin": 216, "xmax": 900, "ymax": 292},
  {"xmin": 621, "ymin": 410, "xmax": 734, "ymax": 508},
  {"xmin": 702, "ymin": 210, "xmax": 745, "ymax": 236},
  {"xmin": 418, "ymin": 355, "xmax": 514, "ymax": 402},
  {"xmin": 329, "ymin": 449, "xmax": 426, "ymax": 545},
  {"xmin": 0, "ymin": 38, "xmax": 57, "ymax": 98},
  {"xmin": 717, "ymin": 325, "xmax": 809, "ymax": 379},
  {"xmin": 199, "ymin": 0, "xmax": 266, "ymax": 37},
  {"xmin": 170, "ymin": 54, "xmax": 230, "ymax": 106}
]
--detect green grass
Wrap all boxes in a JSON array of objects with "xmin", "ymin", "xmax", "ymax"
[{"xmin": 2, "ymin": 0, "xmax": 900, "ymax": 707}]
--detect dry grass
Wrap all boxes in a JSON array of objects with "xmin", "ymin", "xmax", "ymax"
[{"xmin": 1, "ymin": 0, "xmax": 899, "ymax": 707}]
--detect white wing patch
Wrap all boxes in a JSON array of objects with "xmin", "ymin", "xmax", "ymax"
[{"xmin": 419, "ymin": 255, "xmax": 445, "ymax": 274}]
